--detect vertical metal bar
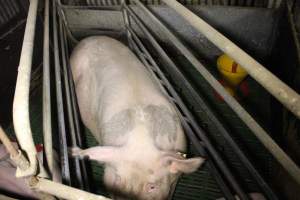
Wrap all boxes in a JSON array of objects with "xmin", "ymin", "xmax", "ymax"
[
  {"xmin": 52, "ymin": 0, "xmax": 71, "ymax": 185},
  {"xmin": 43, "ymin": 0, "xmax": 54, "ymax": 179},
  {"xmin": 58, "ymin": 9, "xmax": 84, "ymax": 188},
  {"xmin": 125, "ymin": 5, "xmax": 250, "ymax": 200},
  {"xmin": 13, "ymin": 0, "xmax": 39, "ymax": 177},
  {"xmin": 62, "ymin": 19, "xmax": 91, "ymax": 191},
  {"xmin": 121, "ymin": 0, "xmax": 134, "ymax": 50},
  {"xmin": 127, "ymin": 29, "xmax": 236, "ymax": 200}
]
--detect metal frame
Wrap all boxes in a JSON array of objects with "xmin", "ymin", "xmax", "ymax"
[{"xmin": 11, "ymin": 0, "xmax": 300, "ymax": 199}]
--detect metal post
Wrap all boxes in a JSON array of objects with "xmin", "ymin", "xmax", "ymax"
[
  {"xmin": 43, "ymin": 0, "xmax": 54, "ymax": 178},
  {"xmin": 52, "ymin": 0, "xmax": 71, "ymax": 185},
  {"xmin": 12, "ymin": 0, "xmax": 39, "ymax": 177}
]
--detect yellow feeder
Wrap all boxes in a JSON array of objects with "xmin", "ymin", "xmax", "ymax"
[{"xmin": 217, "ymin": 54, "xmax": 248, "ymax": 97}]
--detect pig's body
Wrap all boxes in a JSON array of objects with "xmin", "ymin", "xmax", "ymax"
[{"xmin": 70, "ymin": 36, "xmax": 204, "ymax": 200}]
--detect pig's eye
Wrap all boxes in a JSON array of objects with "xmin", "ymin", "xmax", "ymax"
[{"xmin": 145, "ymin": 183, "xmax": 157, "ymax": 193}]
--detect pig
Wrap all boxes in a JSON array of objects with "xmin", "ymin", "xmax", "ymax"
[
  {"xmin": 69, "ymin": 36, "xmax": 205, "ymax": 200},
  {"xmin": 0, "ymin": 143, "xmax": 61, "ymax": 199}
]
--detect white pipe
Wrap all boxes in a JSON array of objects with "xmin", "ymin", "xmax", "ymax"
[
  {"xmin": 12, "ymin": 0, "xmax": 39, "ymax": 177},
  {"xmin": 31, "ymin": 178, "xmax": 112, "ymax": 200},
  {"xmin": 161, "ymin": 0, "xmax": 300, "ymax": 120},
  {"xmin": 43, "ymin": 0, "xmax": 54, "ymax": 178}
]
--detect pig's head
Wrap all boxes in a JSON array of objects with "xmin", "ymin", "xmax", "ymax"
[
  {"xmin": 104, "ymin": 153, "xmax": 204, "ymax": 200},
  {"xmin": 73, "ymin": 145, "xmax": 205, "ymax": 200}
]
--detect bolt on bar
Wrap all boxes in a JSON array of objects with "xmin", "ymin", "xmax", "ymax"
[
  {"xmin": 12, "ymin": 0, "xmax": 39, "ymax": 177},
  {"xmin": 133, "ymin": 0, "xmax": 300, "ymax": 185}
]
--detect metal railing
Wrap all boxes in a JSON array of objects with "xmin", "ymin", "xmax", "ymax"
[{"xmin": 11, "ymin": 0, "xmax": 300, "ymax": 199}]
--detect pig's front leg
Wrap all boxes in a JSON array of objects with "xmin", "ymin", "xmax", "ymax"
[{"xmin": 69, "ymin": 146, "xmax": 121, "ymax": 163}]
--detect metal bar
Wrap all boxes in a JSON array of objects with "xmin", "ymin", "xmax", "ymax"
[
  {"xmin": 52, "ymin": 0, "xmax": 71, "ymax": 185},
  {"xmin": 43, "ymin": 0, "xmax": 54, "ymax": 179},
  {"xmin": 31, "ymin": 178, "xmax": 111, "ymax": 200},
  {"xmin": 56, "ymin": 4, "xmax": 79, "ymax": 45},
  {"xmin": 12, "ymin": 0, "xmax": 38, "ymax": 177},
  {"xmin": 133, "ymin": 0, "xmax": 300, "ymax": 185},
  {"xmin": 125, "ymin": 5, "xmax": 250, "ymax": 200},
  {"xmin": 61, "ymin": 14, "xmax": 91, "ymax": 191},
  {"xmin": 60, "ymin": 5, "xmax": 122, "ymax": 11},
  {"xmin": 128, "ymin": 5, "xmax": 277, "ymax": 198},
  {"xmin": 127, "ymin": 29, "xmax": 236, "ymax": 200},
  {"xmin": 0, "ymin": 126, "xmax": 19, "ymax": 158},
  {"xmin": 121, "ymin": 0, "xmax": 134, "ymax": 50},
  {"xmin": 58, "ymin": 9, "xmax": 84, "ymax": 188},
  {"xmin": 59, "ymin": 5, "xmax": 90, "ymax": 191}
]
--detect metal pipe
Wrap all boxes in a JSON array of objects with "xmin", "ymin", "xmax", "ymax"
[
  {"xmin": 12, "ymin": 0, "xmax": 39, "ymax": 177},
  {"xmin": 58, "ymin": 11, "xmax": 84, "ymax": 188},
  {"xmin": 0, "ymin": 125, "xmax": 30, "ymax": 172},
  {"xmin": 31, "ymin": 178, "xmax": 111, "ymax": 200},
  {"xmin": 0, "ymin": 126, "xmax": 19, "ymax": 157},
  {"xmin": 62, "ymin": 22, "xmax": 91, "ymax": 190},
  {"xmin": 125, "ymin": 6, "xmax": 250, "ymax": 200},
  {"xmin": 52, "ymin": 0, "xmax": 71, "ymax": 184},
  {"xmin": 43, "ymin": 0, "xmax": 54, "ymax": 179},
  {"xmin": 133, "ymin": 0, "xmax": 300, "ymax": 185},
  {"xmin": 127, "ymin": 29, "xmax": 236, "ymax": 200}
]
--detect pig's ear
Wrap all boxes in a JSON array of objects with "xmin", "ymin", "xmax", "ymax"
[
  {"xmin": 70, "ymin": 146, "xmax": 120, "ymax": 163},
  {"xmin": 165, "ymin": 156, "xmax": 205, "ymax": 174}
]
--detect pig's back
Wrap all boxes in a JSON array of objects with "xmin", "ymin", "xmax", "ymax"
[{"xmin": 70, "ymin": 36, "xmax": 170, "ymax": 142}]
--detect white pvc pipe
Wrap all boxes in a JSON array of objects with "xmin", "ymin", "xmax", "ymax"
[
  {"xmin": 43, "ymin": 0, "xmax": 54, "ymax": 178},
  {"xmin": 13, "ymin": 0, "xmax": 39, "ymax": 177},
  {"xmin": 31, "ymin": 178, "xmax": 112, "ymax": 200},
  {"xmin": 162, "ymin": 0, "xmax": 300, "ymax": 120}
]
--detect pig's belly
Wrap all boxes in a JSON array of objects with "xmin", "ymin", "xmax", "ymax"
[{"xmin": 71, "ymin": 36, "xmax": 170, "ymax": 144}]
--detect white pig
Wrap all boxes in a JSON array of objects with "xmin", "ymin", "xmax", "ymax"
[{"xmin": 70, "ymin": 36, "xmax": 205, "ymax": 200}]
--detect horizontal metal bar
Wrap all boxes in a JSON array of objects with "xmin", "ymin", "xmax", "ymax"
[
  {"xmin": 133, "ymin": 0, "xmax": 300, "ymax": 186},
  {"xmin": 31, "ymin": 178, "xmax": 111, "ymax": 200},
  {"xmin": 60, "ymin": 5, "xmax": 122, "ymax": 11}
]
